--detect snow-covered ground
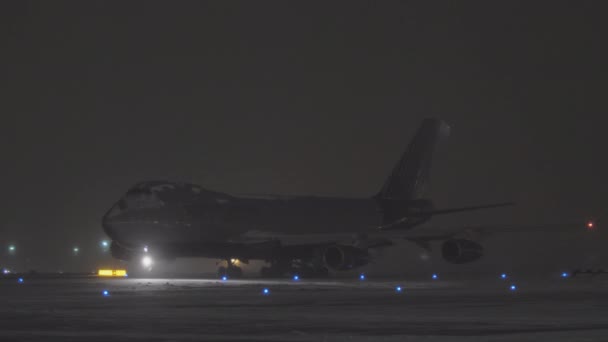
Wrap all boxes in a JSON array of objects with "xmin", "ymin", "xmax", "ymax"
[{"xmin": 1, "ymin": 275, "xmax": 607, "ymax": 341}]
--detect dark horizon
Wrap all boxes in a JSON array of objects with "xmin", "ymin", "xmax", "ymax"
[{"xmin": 1, "ymin": 1, "xmax": 607, "ymax": 272}]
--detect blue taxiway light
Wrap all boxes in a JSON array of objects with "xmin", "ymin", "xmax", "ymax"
[
  {"xmin": 17, "ymin": 278, "xmax": 23, "ymax": 283},
  {"xmin": 262, "ymin": 288, "xmax": 270, "ymax": 295},
  {"xmin": 359, "ymin": 274, "xmax": 366, "ymax": 280},
  {"xmin": 561, "ymin": 272, "xmax": 569, "ymax": 278},
  {"xmin": 221, "ymin": 276, "xmax": 228, "ymax": 281},
  {"xmin": 510, "ymin": 285, "xmax": 517, "ymax": 291},
  {"xmin": 102, "ymin": 290, "xmax": 110, "ymax": 296},
  {"xmin": 293, "ymin": 275, "xmax": 299, "ymax": 281},
  {"xmin": 395, "ymin": 286, "xmax": 402, "ymax": 293},
  {"xmin": 432, "ymin": 274, "xmax": 438, "ymax": 280},
  {"xmin": 500, "ymin": 273, "xmax": 507, "ymax": 279}
]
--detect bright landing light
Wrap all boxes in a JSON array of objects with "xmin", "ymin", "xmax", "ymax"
[
  {"xmin": 98, "ymin": 269, "xmax": 128, "ymax": 277},
  {"xmin": 142, "ymin": 256, "xmax": 153, "ymax": 268}
]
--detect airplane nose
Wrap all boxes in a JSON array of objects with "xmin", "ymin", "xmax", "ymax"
[{"xmin": 102, "ymin": 207, "xmax": 117, "ymax": 239}]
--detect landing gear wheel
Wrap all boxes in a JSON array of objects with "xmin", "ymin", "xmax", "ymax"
[
  {"xmin": 217, "ymin": 266, "xmax": 227, "ymax": 278},
  {"xmin": 217, "ymin": 260, "xmax": 243, "ymax": 279},
  {"xmin": 226, "ymin": 266, "xmax": 242, "ymax": 278},
  {"xmin": 260, "ymin": 259, "xmax": 330, "ymax": 278},
  {"xmin": 291, "ymin": 265, "xmax": 329, "ymax": 278}
]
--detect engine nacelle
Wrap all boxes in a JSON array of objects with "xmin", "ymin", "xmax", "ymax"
[
  {"xmin": 441, "ymin": 239, "xmax": 483, "ymax": 264},
  {"xmin": 323, "ymin": 245, "xmax": 370, "ymax": 270}
]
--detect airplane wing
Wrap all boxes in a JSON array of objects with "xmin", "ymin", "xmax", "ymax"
[
  {"xmin": 387, "ymin": 220, "xmax": 596, "ymax": 247},
  {"xmin": 369, "ymin": 220, "xmax": 596, "ymax": 254},
  {"xmin": 231, "ymin": 221, "xmax": 593, "ymax": 270},
  {"xmin": 239, "ymin": 221, "xmax": 594, "ymax": 245}
]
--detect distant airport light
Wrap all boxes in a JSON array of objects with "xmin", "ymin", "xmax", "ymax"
[
  {"xmin": 500, "ymin": 273, "xmax": 508, "ymax": 279},
  {"xmin": 561, "ymin": 272, "xmax": 569, "ymax": 278},
  {"xmin": 510, "ymin": 284, "xmax": 517, "ymax": 291},
  {"xmin": 587, "ymin": 221, "xmax": 595, "ymax": 230},
  {"xmin": 359, "ymin": 274, "xmax": 366, "ymax": 281},
  {"xmin": 8, "ymin": 245, "xmax": 16, "ymax": 253},
  {"xmin": 18, "ymin": 278, "xmax": 24, "ymax": 283},
  {"xmin": 143, "ymin": 246, "xmax": 148, "ymax": 253},
  {"xmin": 100, "ymin": 240, "xmax": 109, "ymax": 248},
  {"xmin": 142, "ymin": 256, "xmax": 153, "ymax": 268},
  {"xmin": 3, "ymin": 269, "xmax": 10, "ymax": 275},
  {"xmin": 293, "ymin": 275, "xmax": 299, "ymax": 281},
  {"xmin": 432, "ymin": 273, "xmax": 438, "ymax": 280},
  {"xmin": 221, "ymin": 276, "xmax": 228, "ymax": 281},
  {"xmin": 262, "ymin": 288, "xmax": 270, "ymax": 295},
  {"xmin": 73, "ymin": 247, "xmax": 80, "ymax": 254},
  {"xmin": 102, "ymin": 290, "xmax": 110, "ymax": 297},
  {"xmin": 395, "ymin": 286, "xmax": 402, "ymax": 293}
]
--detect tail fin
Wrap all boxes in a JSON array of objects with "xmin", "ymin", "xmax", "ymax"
[{"xmin": 378, "ymin": 118, "xmax": 450, "ymax": 200}]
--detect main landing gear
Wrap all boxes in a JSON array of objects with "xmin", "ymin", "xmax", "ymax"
[
  {"xmin": 260, "ymin": 259, "xmax": 329, "ymax": 278},
  {"xmin": 217, "ymin": 259, "xmax": 243, "ymax": 278}
]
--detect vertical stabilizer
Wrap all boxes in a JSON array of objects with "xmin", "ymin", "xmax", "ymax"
[{"xmin": 378, "ymin": 118, "xmax": 450, "ymax": 200}]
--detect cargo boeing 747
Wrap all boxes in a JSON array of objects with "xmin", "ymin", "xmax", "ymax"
[{"xmin": 102, "ymin": 119, "xmax": 590, "ymax": 277}]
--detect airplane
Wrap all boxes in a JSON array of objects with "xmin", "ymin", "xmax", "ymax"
[{"xmin": 101, "ymin": 118, "xmax": 591, "ymax": 278}]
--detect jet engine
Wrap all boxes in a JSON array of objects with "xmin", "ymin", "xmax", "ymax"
[
  {"xmin": 441, "ymin": 239, "xmax": 483, "ymax": 264},
  {"xmin": 323, "ymin": 245, "xmax": 370, "ymax": 270}
]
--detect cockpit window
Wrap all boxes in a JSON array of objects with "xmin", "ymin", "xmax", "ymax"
[
  {"xmin": 106, "ymin": 199, "xmax": 126, "ymax": 218},
  {"xmin": 125, "ymin": 189, "xmax": 164, "ymax": 210},
  {"xmin": 106, "ymin": 186, "xmax": 165, "ymax": 218}
]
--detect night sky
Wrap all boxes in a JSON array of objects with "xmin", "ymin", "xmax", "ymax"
[{"xmin": 1, "ymin": 1, "xmax": 607, "ymax": 272}]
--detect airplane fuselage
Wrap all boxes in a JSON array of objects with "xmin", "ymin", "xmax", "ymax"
[
  {"xmin": 103, "ymin": 182, "xmax": 379, "ymax": 247},
  {"xmin": 101, "ymin": 119, "xmax": 493, "ymax": 274},
  {"xmin": 102, "ymin": 181, "xmax": 435, "ymax": 259}
]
